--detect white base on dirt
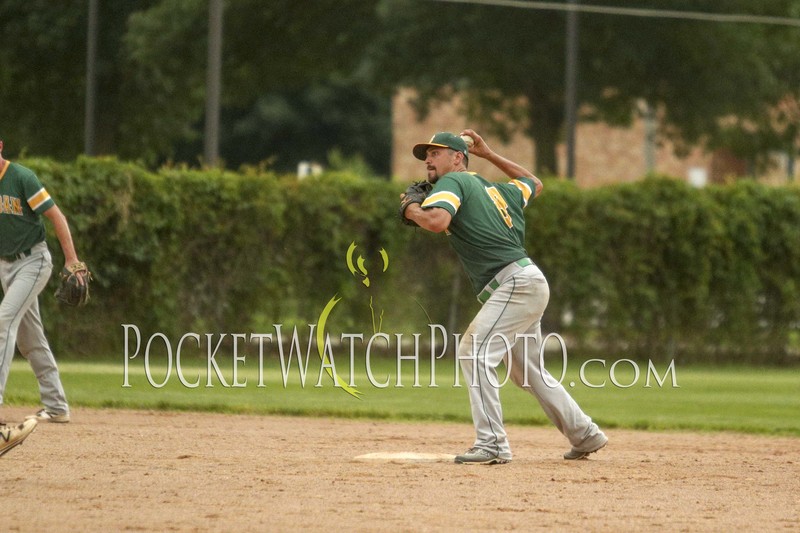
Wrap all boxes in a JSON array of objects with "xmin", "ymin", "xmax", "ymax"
[{"xmin": 354, "ymin": 452, "xmax": 456, "ymax": 463}]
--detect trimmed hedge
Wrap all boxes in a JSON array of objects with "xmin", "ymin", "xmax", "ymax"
[
  {"xmin": 22, "ymin": 157, "xmax": 800, "ymax": 364},
  {"xmin": 530, "ymin": 177, "xmax": 800, "ymax": 364}
]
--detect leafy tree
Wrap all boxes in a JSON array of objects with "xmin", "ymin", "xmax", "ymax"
[
  {"xmin": 0, "ymin": 0, "xmax": 385, "ymax": 168},
  {"xmin": 368, "ymin": 0, "xmax": 568, "ymax": 173},
  {"xmin": 0, "ymin": 0, "xmax": 154, "ymax": 159},
  {"xmin": 580, "ymin": 0, "xmax": 800, "ymax": 171},
  {"xmin": 119, "ymin": 0, "xmax": 384, "ymax": 165},
  {"xmin": 3, "ymin": 0, "xmax": 797, "ymax": 175},
  {"xmin": 0, "ymin": 0, "xmax": 87, "ymax": 157},
  {"xmin": 172, "ymin": 79, "xmax": 391, "ymax": 176},
  {"xmin": 118, "ymin": 0, "xmax": 208, "ymax": 163},
  {"xmin": 369, "ymin": 0, "xmax": 800, "ymax": 175}
]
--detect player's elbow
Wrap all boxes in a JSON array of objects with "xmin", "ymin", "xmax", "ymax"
[
  {"xmin": 425, "ymin": 219, "xmax": 450, "ymax": 233},
  {"xmin": 420, "ymin": 208, "xmax": 452, "ymax": 233}
]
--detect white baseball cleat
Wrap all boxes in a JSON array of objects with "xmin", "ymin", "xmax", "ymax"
[
  {"xmin": 454, "ymin": 447, "xmax": 511, "ymax": 465},
  {"xmin": 0, "ymin": 419, "xmax": 38, "ymax": 457},
  {"xmin": 564, "ymin": 430, "xmax": 608, "ymax": 460},
  {"xmin": 26, "ymin": 409, "xmax": 70, "ymax": 423}
]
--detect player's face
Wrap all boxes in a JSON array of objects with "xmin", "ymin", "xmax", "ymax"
[{"xmin": 424, "ymin": 147, "xmax": 459, "ymax": 182}]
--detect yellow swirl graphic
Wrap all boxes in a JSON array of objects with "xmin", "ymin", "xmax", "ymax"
[{"xmin": 317, "ymin": 295, "xmax": 363, "ymax": 399}]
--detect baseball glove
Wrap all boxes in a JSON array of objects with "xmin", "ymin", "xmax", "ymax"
[
  {"xmin": 399, "ymin": 180, "xmax": 433, "ymax": 226},
  {"xmin": 54, "ymin": 262, "xmax": 92, "ymax": 307}
]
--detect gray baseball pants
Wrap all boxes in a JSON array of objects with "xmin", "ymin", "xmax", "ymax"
[
  {"xmin": 0, "ymin": 241, "xmax": 69, "ymax": 415},
  {"xmin": 458, "ymin": 260, "xmax": 598, "ymax": 460}
]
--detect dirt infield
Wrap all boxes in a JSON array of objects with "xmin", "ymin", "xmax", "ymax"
[{"xmin": 1, "ymin": 407, "xmax": 798, "ymax": 532}]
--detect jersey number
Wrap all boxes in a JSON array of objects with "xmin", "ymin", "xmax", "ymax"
[{"xmin": 485, "ymin": 187, "xmax": 513, "ymax": 228}]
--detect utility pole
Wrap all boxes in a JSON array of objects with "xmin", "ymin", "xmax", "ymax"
[
  {"xmin": 564, "ymin": 0, "xmax": 579, "ymax": 179},
  {"xmin": 204, "ymin": 0, "xmax": 224, "ymax": 166},
  {"xmin": 84, "ymin": 0, "xmax": 99, "ymax": 155}
]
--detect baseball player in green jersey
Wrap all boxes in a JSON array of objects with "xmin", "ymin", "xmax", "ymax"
[
  {"xmin": 403, "ymin": 130, "xmax": 607, "ymax": 464},
  {"xmin": 0, "ymin": 139, "xmax": 84, "ymax": 444}
]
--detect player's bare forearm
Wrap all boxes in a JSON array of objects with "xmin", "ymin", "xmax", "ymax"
[
  {"xmin": 461, "ymin": 128, "xmax": 544, "ymax": 197},
  {"xmin": 43, "ymin": 205, "xmax": 81, "ymax": 266},
  {"xmin": 405, "ymin": 204, "xmax": 452, "ymax": 233},
  {"xmin": 483, "ymin": 151, "xmax": 543, "ymax": 197}
]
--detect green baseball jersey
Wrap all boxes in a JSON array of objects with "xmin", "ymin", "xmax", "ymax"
[
  {"xmin": 421, "ymin": 171, "xmax": 537, "ymax": 294},
  {"xmin": 0, "ymin": 161, "xmax": 55, "ymax": 256}
]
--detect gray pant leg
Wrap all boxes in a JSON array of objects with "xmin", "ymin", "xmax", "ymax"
[
  {"xmin": 508, "ymin": 317, "xmax": 595, "ymax": 447},
  {"xmin": 458, "ymin": 269, "xmax": 549, "ymax": 459},
  {"xmin": 0, "ymin": 252, "xmax": 53, "ymax": 405},
  {"xmin": 458, "ymin": 325, "xmax": 511, "ymax": 458},
  {"xmin": 459, "ymin": 266, "xmax": 597, "ymax": 458},
  {"xmin": 17, "ymin": 297, "xmax": 69, "ymax": 414}
]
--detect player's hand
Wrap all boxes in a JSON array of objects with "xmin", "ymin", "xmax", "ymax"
[
  {"xmin": 460, "ymin": 129, "xmax": 491, "ymax": 159},
  {"xmin": 64, "ymin": 259, "xmax": 88, "ymax": 286}
]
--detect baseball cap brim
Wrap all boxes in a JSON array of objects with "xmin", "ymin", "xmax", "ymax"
[{"xmin": 412, "ymin": 142, "xmax": 451, "ymax": 161}]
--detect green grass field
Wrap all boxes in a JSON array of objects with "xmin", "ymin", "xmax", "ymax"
[{"xmin": 4, "ymin": 356, "xmax": 798, "ymax": 436}]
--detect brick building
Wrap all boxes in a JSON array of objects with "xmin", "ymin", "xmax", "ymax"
[{"xmin": 392, "ymin": 88, "xmax": 797, "ymax": 187}]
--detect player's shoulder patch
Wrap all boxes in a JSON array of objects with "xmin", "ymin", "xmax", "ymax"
[
  {"xmin": 421, "ymin": 190, "xmax": 461, "ymax": 212},
  {"xmin": 27, "ymin": 187, "xmax": 52, "ymax": 212},
  {"xmin": 421, "ymin": 173, "xmax": 469, "ymax": 213},
  {"xmin": 508, "ymin": 177, "xmax": 535, "ymax": 207}
]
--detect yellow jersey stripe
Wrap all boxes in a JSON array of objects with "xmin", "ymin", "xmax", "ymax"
[
  {"xmin": 0, "ymin": 161, "xmax": 9, "ymax": 182},
  {"xmin": 27, "ymin": 188, "xmax": 51, "ymax": 211},
  {"xmin": 422, "ymin": 191, "xmax": 462, "ymax": 212},
  {"xmin": 510, "ymin": 179, "xmax": 533, "ymax": 206}
]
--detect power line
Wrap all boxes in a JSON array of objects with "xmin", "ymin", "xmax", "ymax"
[{"xmin": 432, "ymin": 0, "xmax": 800, "ymax": 28}]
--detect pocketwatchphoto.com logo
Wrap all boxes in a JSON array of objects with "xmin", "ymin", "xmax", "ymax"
[
  {"xmin": 120, "ymin": 241, "xmax": 679, "ymax": 396},
  {"xmin": 120, "ymin": 326, "xmax": 679, "ymax": 394}
]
